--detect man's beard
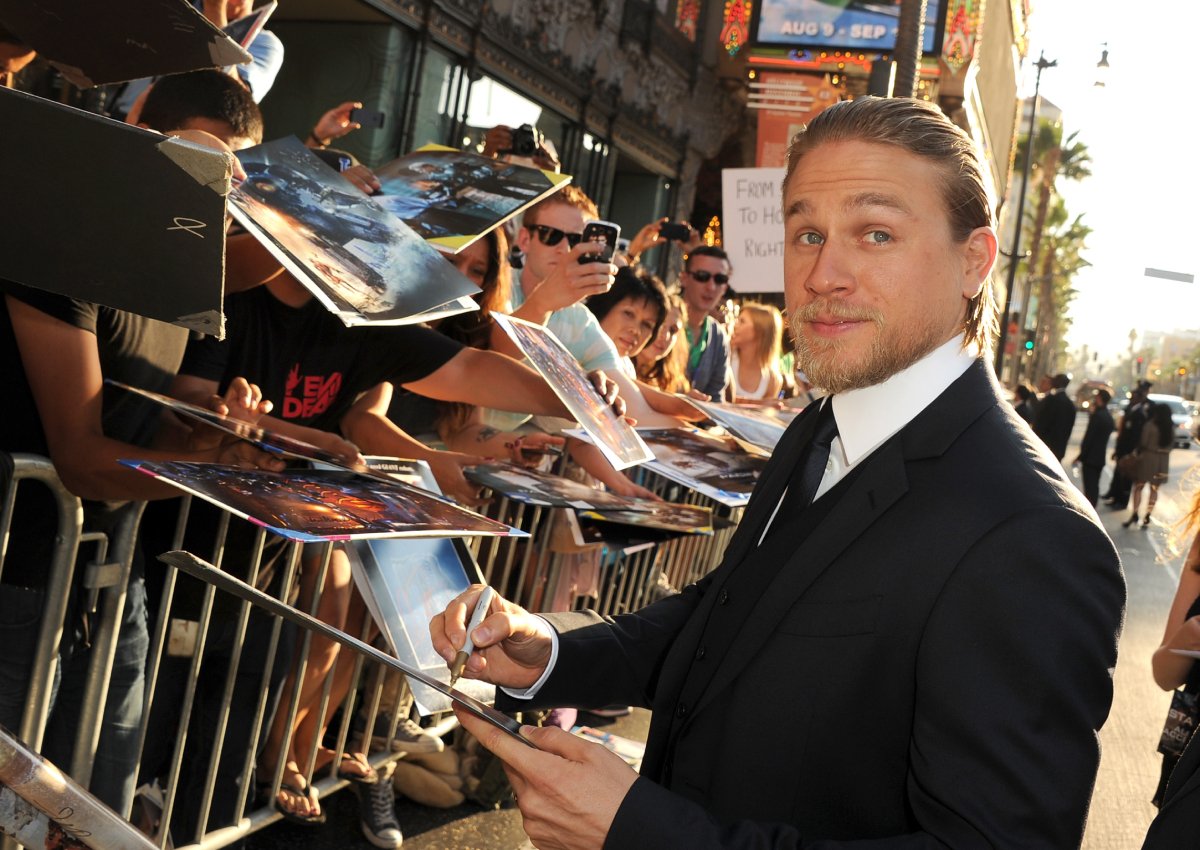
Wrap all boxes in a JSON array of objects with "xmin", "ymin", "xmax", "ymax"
[{"xmin": 789, "ymin": 300, "xmax": 948, "ymax": 394}]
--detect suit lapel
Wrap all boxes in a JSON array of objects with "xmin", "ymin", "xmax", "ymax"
[
  {"xmin": 691, "ymin": 438, "xmax": 910, "ymax": 718},
  {"xmin": 719, "ymin": 403, "xmax": 824, "ymax": 567},
  {"xmin": 640, "ymin": 405, "xmax": 823, "ymax": 778}
]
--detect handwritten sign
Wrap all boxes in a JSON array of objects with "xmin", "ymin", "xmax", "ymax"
[{"xmin": 721, "ymin": 167, "xmax": 786, "ymax": 293}]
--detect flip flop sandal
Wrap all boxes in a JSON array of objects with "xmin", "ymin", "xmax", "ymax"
[
  {"xmin": 259, "ymin": 778, "xmax": 326, "ymax": 826},
  {"xmin": 337, "ymin": 751, "xmax": 379, "ymax": 785},
  {"xmin": 276, "ymin": 780, "xmax": 327, "ymax": 826}
]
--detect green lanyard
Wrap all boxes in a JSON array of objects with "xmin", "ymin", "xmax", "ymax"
[{"xmin": 686, "ymin": 319, "xmax": 709, "ymax": 374}]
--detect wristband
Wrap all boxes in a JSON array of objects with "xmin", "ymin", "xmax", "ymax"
[{"xmin": 308, "ymin": 130, "xmax": 328, "ymax": 147}]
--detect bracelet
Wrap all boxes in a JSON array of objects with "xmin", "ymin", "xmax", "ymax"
[{"xmin": 308, "ymin": 130, "xmax": 328, "ymax": 147}]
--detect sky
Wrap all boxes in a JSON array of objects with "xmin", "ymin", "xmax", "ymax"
[{"xmin": 1019, "ymin": 0, "xmax": 1199, "ymax": 365}]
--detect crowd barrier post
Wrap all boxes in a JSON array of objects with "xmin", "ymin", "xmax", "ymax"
[
  {"xmin": 0, "ymin": 724, "xmax": 156, "ymax": 850},
  {"xmin": 0, "ymin": 453, "xmax": 85, "ymax": 754}
]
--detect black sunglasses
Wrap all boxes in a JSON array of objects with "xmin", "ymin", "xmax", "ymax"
[
  {"xmin": 526, "ymin": 224, "xmax": 584, "ymax": 248},
  {"xmin": 686, "ymin": 269, "xmax": 730, "ymax": 286}
]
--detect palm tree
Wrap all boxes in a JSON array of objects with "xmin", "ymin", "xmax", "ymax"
[{"xmin": 1011, "ymin": 120, "xmax": 1093, "ymax": 381}]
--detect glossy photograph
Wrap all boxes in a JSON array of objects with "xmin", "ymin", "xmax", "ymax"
[{"xmin": 229, "ymin": 136, "xmax": 479, "ymax": 326}]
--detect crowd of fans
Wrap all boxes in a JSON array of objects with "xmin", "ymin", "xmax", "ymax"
[{"xmin": 0, "ymin": 21, "xmax": 806, "ymax": 847}]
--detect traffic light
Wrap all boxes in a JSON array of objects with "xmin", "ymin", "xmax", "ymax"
[{"xmin": 1023, "ymin": 330, "xmax": 1035, "ymax": 355}]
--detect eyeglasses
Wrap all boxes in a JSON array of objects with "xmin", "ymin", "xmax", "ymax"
[
  {"xmin": 686, "ymin": 269, "xmax": 730, "ymax": 286},
  {"xmin": 526, "ymin": 224, "xmax": 583, "ymax": 248}
]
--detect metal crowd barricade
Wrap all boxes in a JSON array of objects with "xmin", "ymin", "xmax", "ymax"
[
  {"xmin": 0, "ymin": 447, "xmax": 745, "ymax": 850},
  {"xmin": 0, "ymin": 453, "xmax": 145, "ymax": 850},
  {"xmin": 0, "ymin": 724, "xmax": 157, "ymax": 850}
]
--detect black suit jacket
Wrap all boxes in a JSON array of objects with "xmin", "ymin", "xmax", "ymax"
[
  {"xmin": 1033, "ymin": 389, "xmax": 1078, "ymax": 460},
  {"xmin": 506, "ymin": 361, "xmax": 1125, "ymax": 848},
  {"xmin": 1079, "ymin": 406, "xmax": 1115, "ymax": 468}
]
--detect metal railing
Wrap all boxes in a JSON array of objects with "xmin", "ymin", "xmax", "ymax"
[{"xmin": 0, "ymin": 451, "xmax": 739, "ymax": 850}]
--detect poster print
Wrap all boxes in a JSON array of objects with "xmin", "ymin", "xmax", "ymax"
[
  {"xmin": 636, "ymin": 428, "xmax": 767, "ymax": 508},
  {"xmin": 687, "ymin": 399, "xmax": 796, "ymax": 454},
  {"xmin": 347, "ymin": 537, "xmax": 495, "ymax": 715},
  {"xmin": 120, "ymin": 461, "xmax": 525, "ymax": 542},
  {"xmin": 229, "ymin": 137, "xmax": 480, "ymax": 326},
  {"xmin": 492, "ymin": 314, "xmax": 653, "ymax": 470},
  {"xmin": 375, "ymin": 144, "xmax": 571, "ymax": 253},
  {"xmin": 465, "ymin": 462, "xmax": 634, "ymax": 510}
]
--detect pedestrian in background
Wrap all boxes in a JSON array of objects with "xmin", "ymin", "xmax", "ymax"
[
  {"xmin": 1033, "ymin": 372, "xmax": 1077, "ymax": 461},
  {"xmin": 1073, "ymin": 387, "xmax": 1114, "ymax": 506},
  {"xmin": 1105, "ymin": 380, "xmax": 1153, "ymax": 509},
  {"xmin": 1124, "ymin": 401, "xmax": 1174, "ymax": 528},
  {"xmin": 1013, "ymin": 383, "xmax": 1037, "ymax": 424}
]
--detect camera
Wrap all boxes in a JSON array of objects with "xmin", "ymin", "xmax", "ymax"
[
  {"xmin": 507, "ymin": 124, "xmax": 544, "ymax": 158},
  {"xmin": 659, "ymin": 221, "xmax": 692, "ymax": 242}
]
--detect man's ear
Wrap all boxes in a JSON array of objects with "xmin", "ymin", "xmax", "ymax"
[
  {"xmin": 961, "ymin": 226, "xmax": 998, "ymax": 299},
  {"xmin": 515, "ymin": 223, "xmax": 532, "ymax": 254}
]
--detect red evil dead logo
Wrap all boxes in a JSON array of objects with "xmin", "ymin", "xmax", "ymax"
[{"xmin": 282, "ymin": 364, "xmax": 343, "ymax": 419}]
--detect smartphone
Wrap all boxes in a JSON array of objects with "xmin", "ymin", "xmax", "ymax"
[
  {"xmin": 578, "ymin": 220, "xmax": 621, "ymax": 265},
  {"xmin": 659, "ymin": 221, "xmax": 691, "ymax": 242},
  {"xmin": 349, "ymin": 106, "xmax": 386, "ymax": 130}
]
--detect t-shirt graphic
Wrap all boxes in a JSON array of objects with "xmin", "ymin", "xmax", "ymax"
[{"xmin": 282, "ymin": 363, "xmax": 344, "ymax": 419}]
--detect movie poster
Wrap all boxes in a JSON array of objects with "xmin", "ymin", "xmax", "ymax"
[
  {"xmin": 637, "ymin": 428, "xmax": 767, "ymax": 507},
  {"xmin": 229, "ymin": 137, "xmax": 480, "ymax": 326},
  {"xmin": 346, "ymin": 537, "xmax": 495, "ymax": 715},
  {"xmin": 120, "ymin": 461, "xmax": 524, "ymax": 542},
  {"xmin": 375, "ymin": 144, "xmax": 571, "ymax": 253},
  {"xmin": 492, "ymin": 314, "xmax": 654, "ymax": 470}
]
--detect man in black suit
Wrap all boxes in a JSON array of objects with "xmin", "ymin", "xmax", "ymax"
[
  {"xmin": 1033, "ymin": 371, "xmax": 1078, "ymax": 460},
  {"xmin": 1074, "ymin": 387, "xmax": 1116, "ymax": 506},
  {"xmin": 432, "ymin": 97, "xmax": 1125, "ymax": 849}
]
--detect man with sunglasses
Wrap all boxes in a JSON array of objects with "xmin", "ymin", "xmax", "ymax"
[
  {"xmin": 497, "ymin": 186, "xmax": 624, "ymax": 378},
  {"xmin": 678, "ymin": 246, "xmax": 734, "ymax": 400}
]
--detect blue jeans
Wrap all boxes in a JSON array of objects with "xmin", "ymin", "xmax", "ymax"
[{"xmin": 0, "ymin": 575, "xmax": 147, "ymax": 817}]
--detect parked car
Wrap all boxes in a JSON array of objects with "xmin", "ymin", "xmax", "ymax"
[{"xmin": 1147, "ymin": 393, "xmax": 1195, "ymax": 449}]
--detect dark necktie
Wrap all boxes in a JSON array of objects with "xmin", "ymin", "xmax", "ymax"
[{"xmin": 769, "ymin": 400, "xmax": 839, "ymax": 535}]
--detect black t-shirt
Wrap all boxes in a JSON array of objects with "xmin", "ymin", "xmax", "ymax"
[
  {"xmin": 0, "ymin": 279, "xmax": 188, "ymax": 586},
  {"xmin": 179, "ymin": 286, "xmax": 463, "ymax": 432}
]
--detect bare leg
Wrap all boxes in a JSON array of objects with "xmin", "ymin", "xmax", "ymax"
[{"xmin": 260, "ymin": 544, "xmax": 353, "ymax": 813}]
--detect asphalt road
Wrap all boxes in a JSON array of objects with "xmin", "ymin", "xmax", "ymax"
[{"xmin": 246, "ymin": 419, "xmax": 1200, "ymax": 850}]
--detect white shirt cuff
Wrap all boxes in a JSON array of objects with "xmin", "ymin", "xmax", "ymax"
[{"xmin": 499, "ymin": 616, "xmax": 559, "ymax": 700}]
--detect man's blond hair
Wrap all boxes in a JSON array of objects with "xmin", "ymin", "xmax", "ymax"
[{"xmin": 524, "ymin": 185, "xmax": 599, "ymax": 226}]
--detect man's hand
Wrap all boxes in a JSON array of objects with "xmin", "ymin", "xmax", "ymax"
[
  {"xmin": 430, "ymin": 585, "xmax": 553, "ymax": 690},
  {"xmin": 507, "ymin": 433, "xmax": 566, "ymax": 467},
  {"xmin": 213, "ymin": 440, "xmax": 288, "ymax": 471},
  {"xmin": 425, "ymin": 450, "xmax": 488, "ymax": 506},
  {"xmin": 308, "ymin": 430, "xmax": 363, "ymax": 466},
  {"xmin": 310, "ymin": 101, "xmax": 362, "ymax": 146},
  {"xmin": 342, "ymin": 164, "xmax": 381, "ymax": 196},
  {"xmin": 455, "ymin": 709, "xmax": 637, "ymax": 850},
  {"xmin": 588, "ymin": 371, "xmax": 626, "ymax": 419},
  {"xmin": 522, "ymin": 243, "xmax": 617, "ymax": 315},
  {"xmin": 211, "ymin": 376, "xmax": 272, "ymax": 424},
  {"xmin": 625, "ymin": 217, "xmax": 668, "ymax": 261}
]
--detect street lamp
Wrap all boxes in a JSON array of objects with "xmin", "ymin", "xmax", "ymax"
[
  {"xmin": 1094, "ymin": 43, "xmax": 1110, "ymax": 87},
  {"xmin": 994, "ymin": 52, "xmax": 1056, "ymax": 380}
]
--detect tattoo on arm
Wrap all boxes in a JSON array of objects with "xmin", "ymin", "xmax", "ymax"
[{"xmin": 475, "ymin": 426, "xmax": 500, "ymax": 443}]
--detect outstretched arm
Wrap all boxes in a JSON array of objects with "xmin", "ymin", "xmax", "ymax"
[{"xmin": 8, "ymin": 296, "xmax": 283, "ymax": 501}]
